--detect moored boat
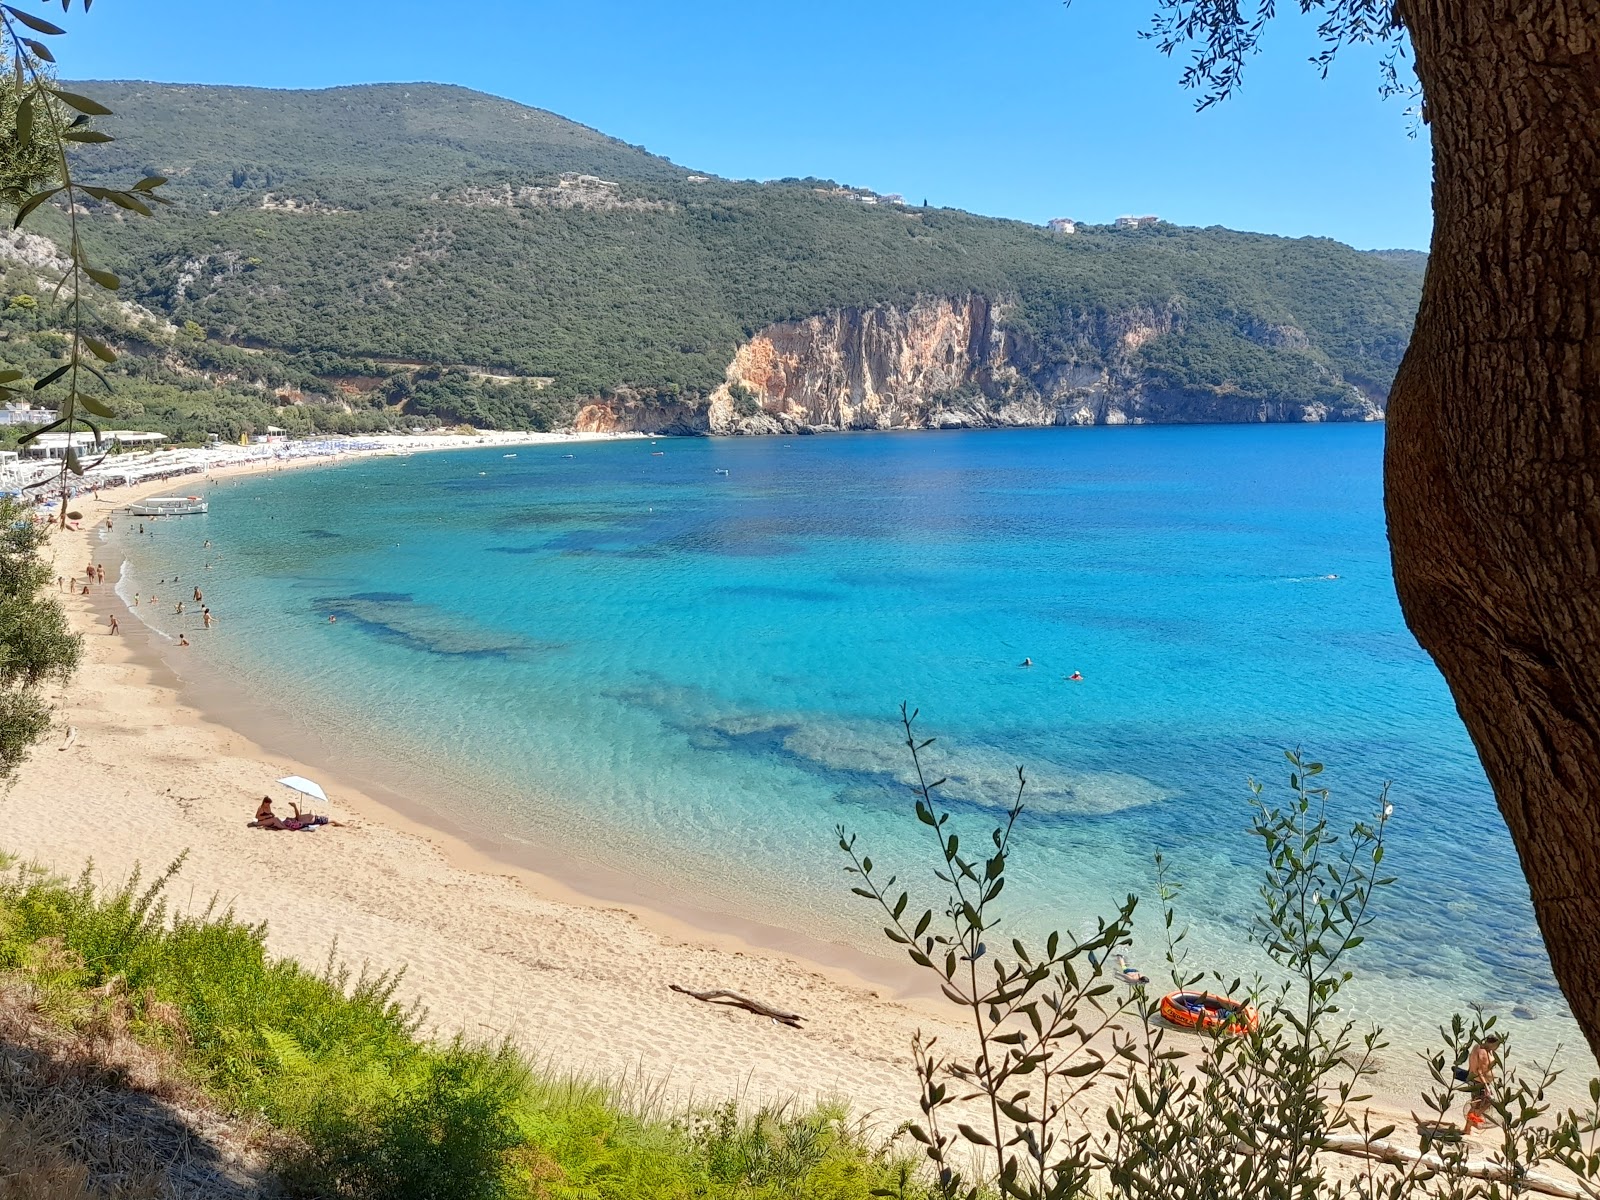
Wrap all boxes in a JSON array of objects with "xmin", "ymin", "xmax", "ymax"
[
  {"xmin": 1159, "ymin": 990, "xmax": 1259, "ymax": 1034},
  {"xmin": 128, "ymin": 496, "xmax": 208, "ymax": 517}
]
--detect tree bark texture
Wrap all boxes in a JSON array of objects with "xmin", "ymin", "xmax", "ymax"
[{"xmin": 1386, "ymin": 1, "xmax": 1600, "ymax": 1061}]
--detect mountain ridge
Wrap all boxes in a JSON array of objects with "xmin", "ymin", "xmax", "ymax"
[{"xmin": 0, "ymin": 80, "xmax": 1423, "ymax": 438}]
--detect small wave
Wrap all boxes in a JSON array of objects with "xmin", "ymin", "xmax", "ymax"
[{"xmin": 112, "ymin": 560, "xmax": 177, "ymax": 642}]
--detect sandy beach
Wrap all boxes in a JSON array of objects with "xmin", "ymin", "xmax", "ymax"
[
  {"xmin": 2, "ymin": 439, "xmax": 975, "ymax": 1128},
  {"xmin": 0, "ymin": 435, "xmax": 1578, "ymax": 1154}
]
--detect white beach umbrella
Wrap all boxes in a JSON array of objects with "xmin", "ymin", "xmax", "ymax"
[{"xmin": 276, "ymin": 775, "xmax": 330, "ymax": 814}]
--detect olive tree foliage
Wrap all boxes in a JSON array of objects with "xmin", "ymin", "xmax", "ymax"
[
  {"xmin": 844, "ymin": 710, "xmax": 1600, "ymax": 1200},
  {"xmin": 0, "ymin": 1, "xmax": 168, "ymax": 507},
  {"xmin": 0, "ymin": 495, "xmax": 77, "ymax": 777},
  {"xmin": 1128, "ymin": 0, "xmax": 1413, "ymax": 106},
  {"xmin": 0, "ymin": 4, "xmax": 146, "ymax": 772}
]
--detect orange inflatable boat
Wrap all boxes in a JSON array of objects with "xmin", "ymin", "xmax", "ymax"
[{"xmin": 1159, "ymin": 990, "xmax": 1260, "ymax": 1035}]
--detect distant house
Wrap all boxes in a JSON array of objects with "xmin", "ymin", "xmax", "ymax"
[
  {"xmin": 1114, "ymin": 215, "xmax": 1161, "ymax": 229},
  {"xmin": 1047, "ymin": 218, "xmax": 1077, "ymax": 234},
  {"xmin": 882, "ymin": 194, "xmax": 906, "ymax": 206},
  {"xmin": 0, "ymin": 402, "xmax": 57, "ymax": 427},
  {"xmin": 19, "ymin": 430, "xmax": 165, "ymax": 460}
]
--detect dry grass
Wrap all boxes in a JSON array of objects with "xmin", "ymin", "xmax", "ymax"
[{"xmin": 0, "ymin": 957, "xmax": 284, "ymax": 1200}]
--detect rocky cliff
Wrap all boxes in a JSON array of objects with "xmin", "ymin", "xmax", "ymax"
[{"xmin": 572, "ymin": 294, "xmax": 1385, "ymax": 436}]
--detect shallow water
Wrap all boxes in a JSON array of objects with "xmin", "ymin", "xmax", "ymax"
[{"xmin": 110, "ymin": 426, "xmax": 1585, "ymax": 1074}]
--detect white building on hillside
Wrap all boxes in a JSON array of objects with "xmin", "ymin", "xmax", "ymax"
[
  {"xmin": 0, "ymin": 402, "xmax": 57, "ymax": 426},
  {"xmin": 20, "ymin": 430, "xmax": 166, "ymax": 460}
]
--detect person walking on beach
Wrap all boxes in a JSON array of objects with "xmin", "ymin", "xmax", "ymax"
[
  {"xmin": 107, "ymin": 614, "xmax": 118, "ymax": 635},
  {"xmin": 1464, "ymin": 1034, "xmax": 1501, "ymax": 1131},
  {"xmin": 96, "ymin": 565, "xmax": 104, "ymax": 584}
]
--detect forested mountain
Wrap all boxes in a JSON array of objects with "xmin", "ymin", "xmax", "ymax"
[{"xmin": 0, "ymin": 81, "xmax": 1423, "ymax": 439}]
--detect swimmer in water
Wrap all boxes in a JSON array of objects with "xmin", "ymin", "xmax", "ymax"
[
  {"xmin": 1020, "ymin": 657, "xmax": 1033, "ymax": 668},
  {"xmin": 328, "ymin": 615, "xmax": 337, "ymax": 623},
  {"xmin": 1113, "ymin": 954, "xmax": 1149, "ymax": 986},
  {"xmin": 1069, "ymin": 671, "xmax": 1083, "ymax": 682}
]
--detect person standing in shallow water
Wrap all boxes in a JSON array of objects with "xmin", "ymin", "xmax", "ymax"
[{"xmin": 1465, "ymin": 1034, "xmax": 1501, "ymax": 1131}]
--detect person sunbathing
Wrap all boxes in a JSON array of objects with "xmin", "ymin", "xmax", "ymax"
[{"xmin": 251, "ymin": 796, "xmax": 330, "ymax": 831}]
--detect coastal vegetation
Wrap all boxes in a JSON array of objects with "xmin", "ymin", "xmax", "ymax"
[
  {"xmin": 841, "ymin": 711, "xmax": 1600, "ymax": 1200},
  {"xmin": 0, "ymin": 495, "xmax": 77, "ymax": 777},
  {"xmin": 0, "ymin": 79, "xmax": 1418, "ymax": 437},
  {"xmin": 0, "ymin": 853, "xmax": 929, "ymax": 1199},
  {"xmin": 8, "ymin": 728, "xmax": 1600, "ymax": 1198}
]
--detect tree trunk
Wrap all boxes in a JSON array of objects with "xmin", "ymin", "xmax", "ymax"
[{"xmin": 1386, "ymin": 1, "xmax": 1600, "ymax": 1061}]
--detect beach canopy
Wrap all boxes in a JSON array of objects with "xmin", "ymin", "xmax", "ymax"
[{"xmin": 276, "ymin": 775, "xmax": 329, "ymax": 804}]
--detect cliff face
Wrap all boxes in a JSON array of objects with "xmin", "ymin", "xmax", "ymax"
[{"xmin": 571, "ymin": 294, "xmax": 1385, "ymax": 435}]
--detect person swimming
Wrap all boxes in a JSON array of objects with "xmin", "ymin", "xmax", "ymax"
[
  {"xmin": 1113, "ymin": 954, "xmax": 1149, "ymax": 985},
  {"xmin": 1020, "ymin": 657, "xmax": 1033, "ymax": 667},
  {"xmin": 1069, "ymin": 671, "xmax": 1083, "ymax": 681}
]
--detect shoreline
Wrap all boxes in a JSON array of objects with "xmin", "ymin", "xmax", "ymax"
[
  {"xmin": 91, "ymin": 437, "xmax": 942, "ymax": 1006},
  {"xmin": 9, "ymin": 444, "xmax": 976, "ymax": 1123},
  {"xmin": 5, "ymin": 439, "xmax": 1580, "ymax": 1130}
]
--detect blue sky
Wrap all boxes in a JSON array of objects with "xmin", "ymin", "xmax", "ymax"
[{"xmin": 55, "ymin": 0, "xmax": 1431, "ymax": 249}]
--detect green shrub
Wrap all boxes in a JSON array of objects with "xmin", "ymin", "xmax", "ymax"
[{"xmin": 0, "ymin": 855, "xmax": 926, "ymax": 1200}]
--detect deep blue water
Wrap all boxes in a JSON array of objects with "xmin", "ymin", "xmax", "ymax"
[{"xmin": 111, "ymin": 425, "xmax": 1578, "ymax": 1058}]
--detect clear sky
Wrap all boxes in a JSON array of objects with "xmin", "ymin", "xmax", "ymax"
[{"xmin": 52, "ymin": 0, "xmax": 1432, "ymax": 250}]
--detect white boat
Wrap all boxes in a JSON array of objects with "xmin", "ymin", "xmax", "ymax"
[
  {"xmin": 503, "ymin": 453, "xmax": 517, "ymax": 458},
  {"xmin": 129, "ymin": 495, "xmax": 208, "ymax": 517}
]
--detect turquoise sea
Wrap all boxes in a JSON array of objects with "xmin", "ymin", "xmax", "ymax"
[{"xmin": 109, "ymin": 425, "xmax": 1583, "ymax": 1070}]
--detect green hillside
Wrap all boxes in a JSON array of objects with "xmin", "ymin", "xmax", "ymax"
[{"xmin": 0, "ymin": 81, "xmax": 1423, "ymax": 437}]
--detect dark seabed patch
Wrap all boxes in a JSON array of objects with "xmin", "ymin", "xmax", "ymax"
[
  {"xmin": 316, "ymin": 594, "xmax": 550, "ymax": 660},
  {"xmin": 722, "ymin": 584, "xmax": 843, "ymax": 604}
]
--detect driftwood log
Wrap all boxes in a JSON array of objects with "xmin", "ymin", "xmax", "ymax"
[
  {"xmin": 669, "ymin": 985, "xmax": 803, "ymax": 1028},
  {"xmin": 1320, "ymin": 1130, "xmax": 1595, "ymax": 1200}
]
